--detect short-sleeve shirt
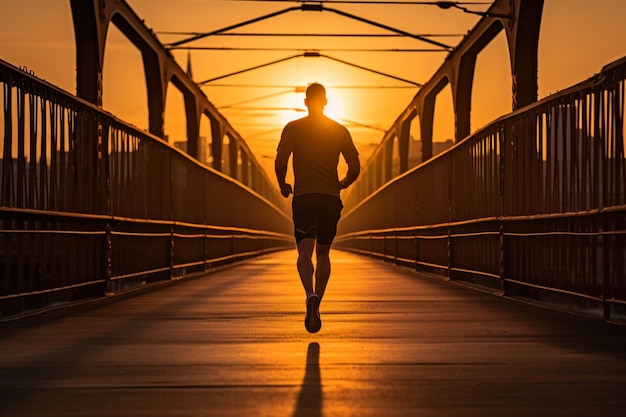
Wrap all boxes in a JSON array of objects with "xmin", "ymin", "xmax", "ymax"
[{"xmin": 277, "ymin": 114, "xmax": 359, "ymax": 197}]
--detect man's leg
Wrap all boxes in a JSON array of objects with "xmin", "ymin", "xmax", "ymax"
[
  {"xmin": 298, "ymin": 237, "xmax": 322, "ymax": 333},
  {"xmin": 315, "ymin": 243, "xmax": 332, "ymax": 300},
  {"xmin": 296, "ymin": 237, "xmax": 316, "ymax": 296}
]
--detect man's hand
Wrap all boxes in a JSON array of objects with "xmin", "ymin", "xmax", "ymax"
[{"xmin": 279, "ymin": 182, "xmax": 293, "ymax": 198}]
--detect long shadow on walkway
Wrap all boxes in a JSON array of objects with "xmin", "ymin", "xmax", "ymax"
[{"xmin": 292, "ymin": 342, "xmax": 322, "ymax": 417}]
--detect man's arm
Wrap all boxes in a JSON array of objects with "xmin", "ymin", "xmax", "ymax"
[
  {"xmin": 274, "ymin": 156, "xmax": 293, "ymax": 197},
  {"xmin": 275, "ymin": 130, "xmax": 293, "ymax": 198},
  {"xmin": 339, "ymin": 138, "xmax": 361, "ymax": 189}
]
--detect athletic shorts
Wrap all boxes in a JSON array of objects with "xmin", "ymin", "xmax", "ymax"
[{"xmin": 292, "ymin": 193, "xmax": 343, "ymax": 245}]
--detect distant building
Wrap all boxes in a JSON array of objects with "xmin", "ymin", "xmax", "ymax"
[
  {"xmin": 174, "ymin": 136, "xmax": 208, "ymax": 164},
  {"xmin": 407, "ymin": 138, "xmax": 454, "ymax": 169}
]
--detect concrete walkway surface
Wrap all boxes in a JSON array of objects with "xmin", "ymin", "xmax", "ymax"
[{"xmin": 1, "ymin": 250, "xmax": 626, "ymax": 416}]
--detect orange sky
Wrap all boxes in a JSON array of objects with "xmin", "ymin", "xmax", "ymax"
[{"xmin": 1, "ymin": 0, "xmax": 626, "ymax": 176}]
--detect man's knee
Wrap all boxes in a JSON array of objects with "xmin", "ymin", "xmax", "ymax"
[
  {"xmin": 298, "ymin": 238, "xmax": 316, "ymax": 255},
  {"xmin": 315, "ymin": 243, "xmax": 331, "ymax": 258}
]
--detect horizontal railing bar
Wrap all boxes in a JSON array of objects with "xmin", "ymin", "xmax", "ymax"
[
  {"xmin": 110, "ymin": 268, "xmax": 172, "ymax": 281},
  {"xmin": 396, "ymin": 256, "xmax": 416, "ymax": 264},
  {"xmin": 173, "ymin": 233, "xmax": 214, "ymax": 239},
  {"xmin": 504, "ymin": 231, "xmax": 626, "ymax": 237},
  {"xmin": 451, "ymin": 232, "xmax": 500, "ymax": 238},
  {"xmin": 503, "ymin": 278, "xmax": 605, "ymax": 304},
  {"xmin": 0, "ymin": 207, "xmax": 291, "ymax": 238},
  {"xmin": 0, "ymin": 230, "xmax": 107, "ymax": 236},
  {"xmin": 0, "ymin": 207, "xmax": 113, "ymax": 221},
  {"xmin": 173, "ymin": 260, "xmax": 207, "ymax": 269},
  {"xmin": 111, "ymin": 231, "xmax": 172, "ymax": 237},
  {"xmin": 339, "ymin": 229, "xmax": 626, "ymax": 240},
  {"xmin": 416, "ymin": 260, "xmax": 448, "ymax": 269},
  {"xmin": 0, "ymin": 280, "xmax": 106, "ymax": 300},
  {"xmin": 450, "ymin": 267, "xmax": 500, "ymax": 279}
]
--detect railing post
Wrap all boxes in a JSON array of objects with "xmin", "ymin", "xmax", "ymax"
[
  {"xmin": 414, "ymin": 235, "xmax": 419, "ymax": 271},
  {"xmin": 394, "ymin": 234, "xmax": 399, "ymax": 265},
  {"xmin": 383, "ymin": 234, "xmax": 388, "ymax": 261},
  {"xmin": 204, "ymin": 229, "xmax": 209, "ymax": 272},
  {"xmin": 499, "ymin": 124, "xmax": 507, "ymax": 296},
  {"xmin": 105, "ymin": 222, "xmax": 112, "ymax": 294},
  {"xmin": 99, "ymin": 114, "xmax": 112, "ymax": 295},
  {"xmin": 447, "ymin": 226, "xmax": 453, "ymax": 280},
  {"xmin": 447, "ymin": 153, "xmax": 453, "ymax": 280},
  {"xmin": 170, "ymin": 226, "xmax": 175, "ymax": 278},
  {"xmin": 498, "ymin": 222, "xmax": 507, "ymax": 295},
  {"xmin": 602, "ymin": 216, "xmax": 612, "ymax": 321}
]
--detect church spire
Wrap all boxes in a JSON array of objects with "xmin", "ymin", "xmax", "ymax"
[{"xmin": 186, "ymin": 51, "xmax": 193, "ymax": 80}]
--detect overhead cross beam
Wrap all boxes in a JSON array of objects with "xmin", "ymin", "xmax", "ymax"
[
  {"xmin": 434, "ymin": 1, "xmax": 512, "ymax": 18},
  {"xmin": 197, "ymin": 52, "xmax": 423, "ymax": 87},
  {"xmin": 166, "ymin": 4, "xmax": 453, "ymax": 50},
  {"xmin": 166, "ymin": 6, "xmax": 300, "ymax": 47},
  {"xmin": 320, "ymin": 4, "xmax": 453, "ymax": 50},
  {"xmin": 168, "ymin": 46, "xmax": 449, "ymax": 53}
]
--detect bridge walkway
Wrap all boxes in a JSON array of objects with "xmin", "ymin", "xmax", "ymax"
[{"xmin": 1, "ymin": 250, "xmax": 626, "ymax": 417}]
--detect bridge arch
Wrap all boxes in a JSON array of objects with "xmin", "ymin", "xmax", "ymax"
[
  {"xmin": 69, "ymin": 0, "xmax": 276, "ymax": 193},
  {"xmin": 347, "ymin": 0, "xmax": 544, "ymax": 204}
]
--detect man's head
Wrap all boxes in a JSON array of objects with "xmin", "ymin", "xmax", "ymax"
[{"xmin": 304, "ymin": 83, "xmax": 327, "ymax": 113}]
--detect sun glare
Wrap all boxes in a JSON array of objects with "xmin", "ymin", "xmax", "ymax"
[
  {"xmin": 280, "ymin": 87, "xmax": 345, "ymax": 126},
  {"xmin": 280, "ymin": 92, "xmax": 307, "ymax": 126},
  {"xmin": 325, "ymin": 90, "xmax": 345, "ymax": 122}
]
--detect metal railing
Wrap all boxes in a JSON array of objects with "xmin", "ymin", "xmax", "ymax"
[
  {"xmin": 0, "ymin": 59, "xmax": 293, "ymax": 318},
  {"xmin": 337, "ymin": 57, "xmax": 626, "ymax": 322}
]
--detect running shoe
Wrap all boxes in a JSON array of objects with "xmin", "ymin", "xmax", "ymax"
[{"xmin": 305, "ymin": 293, "xmax": 322, "ymax": 333}]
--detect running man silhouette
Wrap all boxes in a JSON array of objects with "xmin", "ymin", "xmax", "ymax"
[{"xmin": 275, "ymin": 83, "xmax": 361, "ymax": 333}]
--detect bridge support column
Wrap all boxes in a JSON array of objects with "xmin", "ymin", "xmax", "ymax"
[
  {"xmin": 420, "ymin": 94, "xmax": 435, "ymax": 162},
  {"xmin": 144, "ymin": 52, "xmax": 166, "ymax": 139},
  {"xmin": 210, "ymin": 117, "xmax": 224, "ymax": 172},
  {"xmin": 508, "ymin": 0, "xmax": 544, "ymax": 110},
  {"xmin": 454, "ymin": 52, "xmax": 478, "ymax": 141},
  {"xmin": 183, "ymin": 91, "xmax": 200, "ymax": 159},
  {"xmin": 70, "ymin": 0, "xmax": 106, "ymax": 106},
  {"xmin": 397, "ymin": 113, "xmax": 414, "ymax": 174},
  {"xmin": 228, "ymin": 134, "xmax": 240, "ymax": 180}
]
